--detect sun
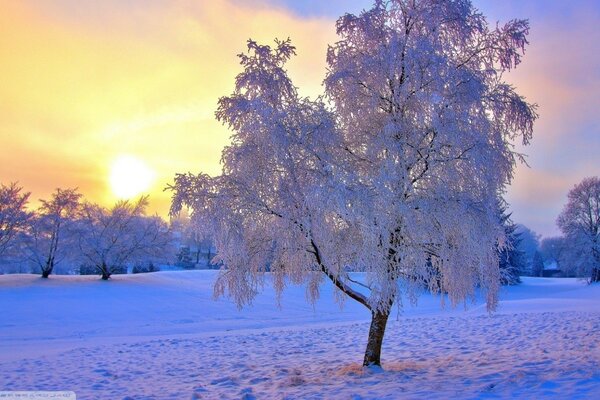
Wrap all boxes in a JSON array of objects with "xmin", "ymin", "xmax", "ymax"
[{"xmin": 109, "ymin": 155, "xmax": 156, "ymax": 199}]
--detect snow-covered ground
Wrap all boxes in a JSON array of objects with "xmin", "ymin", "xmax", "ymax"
[{"xmin": 0, "ymin": 272, "xmax": 598, "ymax": 399}]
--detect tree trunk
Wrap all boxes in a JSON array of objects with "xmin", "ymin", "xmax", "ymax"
[
  {"xmin": 41, "ymin": 259, "xmax": 54, "ymax": 278},
  {"xmin": 363, "ymin": 310, "xmax": 390, "ymax": 367},
  {"xmin": 100, "ymin": 263, "xmax": 111, "ymax": 280},
  {"xmin": 591, "ymin": 267, "xmax": 600, "ymax": 283}
]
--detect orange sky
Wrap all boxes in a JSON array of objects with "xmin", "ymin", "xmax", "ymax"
[
  {"xmin": 1, "ymin": 0, "xmax": 599, "ymax": 237},
  {"xmin": 0, "ymin": 0, "xmax": 335, "ymax": 214}
]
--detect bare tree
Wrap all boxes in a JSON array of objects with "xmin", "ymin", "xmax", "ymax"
[
  {"xmin": 25, "ymin": 188, "xmax": 82, "ymax": 278},
  {"xmin": 557, "ymin": 177, "xmax": 600, "ymax": 282},
  {"xmin": 77, "ymin": 196, "xmax": 172, "ymax": 280},
  {"xmin": 0, "ymin": 182, "xmax": 31, "ymax": 261}
]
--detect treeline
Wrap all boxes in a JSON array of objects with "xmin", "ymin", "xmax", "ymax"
[
  {"xmin": 2, "ymin": 176, "xmax": 597, "ymax": 283},
  {"xmin": 514, "ymin": 227, "xmax": 596, "ymax": 281},
  {"xmin": 509, "ymin": 177, "xmax": 600, "ymax": 283},
  {"xmin": 0, "ymin": 183, "xmax": 212, "ymax": 279}
]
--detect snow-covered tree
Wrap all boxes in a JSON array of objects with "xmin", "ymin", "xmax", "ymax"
[
  {"xmin": 24, "ymin": 188, "xmax": 82, "ymax": 278},
  {"xmin": 0, "ymin": 182, "xmax": 31, "ymax": 261},
  {"xmin": 418, "ymin": 203, "xmax": 525, "ymax": 286},
  {"xmin": 171, "ymin": 0, "xmax": 536, "ymax": 367},
  {"xmin": 514, "ymin": 224, "xmax": 541, "ymax": 274},
  {"xmin": 498, "ymin": 207, "xmax": 525, "ymax": 285},
  {"xmin": 531, "ymin": 250, "xmax": 544, "ymax": 277},
  {"xmin": 557, "ymin": 177, "xmax": 600, "ymax": 282},
  {"xmin": 77, "ymin": 196, "xmax": 172, "ymax": 280}
]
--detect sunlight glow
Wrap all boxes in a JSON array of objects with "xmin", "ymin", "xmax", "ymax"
[{"xmin": 109, "ymin": 155, "xmax": 155, "ymax": 199}]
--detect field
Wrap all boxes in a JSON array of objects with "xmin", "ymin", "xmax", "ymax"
[{"xmin": 1, "ymin": 272, "xmax": 598, "ymax": 399}]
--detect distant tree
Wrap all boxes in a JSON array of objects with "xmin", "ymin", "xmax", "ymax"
[
  {"xmin": 557, "ymin": 177, "xmax": 600, "ymax": 282},
  {"xmin": 514, "ymin": 224, "xmax": 541, "ymax": 274},
  {"xmin": 24, "ymin": 188, "xmax": 82, "ymax": 278},
  {"xmin": 132, "ymin": 261, "xmax": 159, "ymax": 274},
  {"xmin": 0, "ymin": 182, "xmax": 31, "ymax": 261},
  {"xmin": 531, "ymin": 250, "xmax": 544, "ymax": 277},
  {"xmin": 171, "ymin": 0, "xmax": 535, "ymax": 367},
  {"xmin": 77, "ymin": 197, "xmax": 172, "ymax": 280},
  {"xmin": 79, "ymin": 264, "xmax": 99, "ymax": 276},
  {"xmin": 498, "ymin": 207, "xmax": 526, "ymax": 285},
  {"xmin": 175, "ymin": 246, "xmax": 195, "ymax": 269},
  {"xmin": 539, "ymin": 236, "xmax": 567, "ymax": 269},
  {"xmin": 172, "ymin": 212, "xmax": 214, "ymax": 267}
]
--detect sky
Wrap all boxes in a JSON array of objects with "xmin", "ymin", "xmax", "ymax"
[{"xmin": 1, "ymin": 0, "xmax": 599, "ymax": 238}]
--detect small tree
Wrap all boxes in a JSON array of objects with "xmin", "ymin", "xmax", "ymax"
[
  {"xmin": 514, "ymin": 224, "xmax": 541, "ymax": 275},
  {"xmin": 77, "ymin": 197, "xmax": 172, "ymax": 280},
  {"xmin": 531, "ymin": 250, "xmax": 544, "ymax": 277},
  {"xmin": 557, "ymin": 177, "xmax": 600, "ymax": 282},
  {"xmin": 24, "ymin": 188, "xmax": 82, "ymax": 278},
  {"xmin": 498, "ymin": 207, "xmax": 525, "ymax": 285},
  {"xmin": 172, "ymin": 212, "xmax": 215, "ymax": 267},
  {"xmin": 0, "ymin": 182, "xmax": 31, "ymax": 261},
  {"xmin": 171, "ymin": 0, "xmax": 536, "ymax": 367}
]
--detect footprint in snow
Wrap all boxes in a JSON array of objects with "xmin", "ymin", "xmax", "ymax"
[{"xmin": 210, "ymin": 376, "xmax": 238, "ymax": 387}]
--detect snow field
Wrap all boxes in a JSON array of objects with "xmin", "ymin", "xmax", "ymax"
[{"xmin": 0, "ymin": 272, "xmax": 598, "ymax": 399}]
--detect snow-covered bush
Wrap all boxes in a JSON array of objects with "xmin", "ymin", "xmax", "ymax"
[
  {"xmin": 132, "ymin": 262, "xmax": 160, "ymax": 274},
  {"xmin": 498, "ymin": 207, "xmax": 526, "ymax": 285}
]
